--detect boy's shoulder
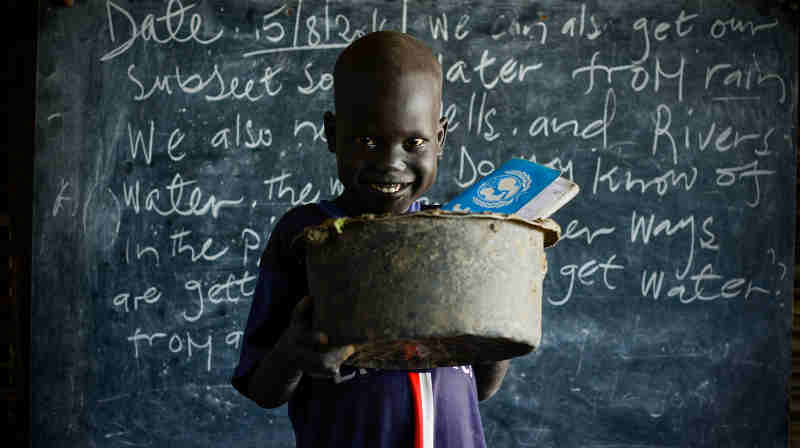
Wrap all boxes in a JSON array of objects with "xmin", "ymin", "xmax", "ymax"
[
  {"xmin": 271, "ymin": 203, "xmax": 330, "ymax": 244},
  {"xmin": 259, "ymin": 203, "xmax": 329, "ymax": 268}
]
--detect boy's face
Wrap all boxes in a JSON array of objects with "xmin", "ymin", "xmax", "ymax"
[{"xmin": 325, "ymin": 71, "xmax": 446, "ymax": 215}]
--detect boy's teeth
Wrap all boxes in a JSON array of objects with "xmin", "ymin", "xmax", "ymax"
[{"xmin": 370, "ymin": 183, "xmax": 403, "ymax": 193}]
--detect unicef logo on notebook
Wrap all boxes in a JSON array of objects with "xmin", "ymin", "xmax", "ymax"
[{"xmin": 473, "ymin": 170, "xmax": 532, "ymax": 209}]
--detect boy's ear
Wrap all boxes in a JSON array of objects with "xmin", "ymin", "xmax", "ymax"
[
  {"xmin": 324, "ymin": 111, "xmax": 336, "ymax": 153},
  {"xmin": 437, "ymin": 116, "xmax": 449, "ymax": 151}
]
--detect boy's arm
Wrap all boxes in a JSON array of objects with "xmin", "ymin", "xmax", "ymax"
[
  {"xmin": 245, "ymin": 296, "xmax": 355, "ymax": 409},
  {"xmin": 473, "ymin": 360, "xmax": 510, "ymax": 401},
  {"xmin": 245, "ymin": 340, "xmax": 303, "ymax": 409}
]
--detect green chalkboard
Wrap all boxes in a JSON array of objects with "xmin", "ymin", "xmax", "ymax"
[{"xmin": 33, "ymin": 0, "xmax": 796, "ymax": 446}]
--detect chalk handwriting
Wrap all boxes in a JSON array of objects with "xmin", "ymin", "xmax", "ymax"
[
  {"xmin": 456, "ymin": 146, "xmax": 496, "ymax": 188},
  {"xmin": 263, "ymin": 171, "xmax": 323, "ymax": 206},
  {"xmin": 705, "ymin": 54, "xmax": 787, "ymax": 104},
  {"xmin": 127, "ymin": 63, "xmax": 283, "ymax": 102},
  {"xmin": 560, "ymin": 4, "xmax": 602, "ymax": 40},
  {"xmin": 715, "ymin": 160, "xmax": 775, "ymax": 207},
  {"xmin": 642, "ymin": 264, "xmax": 771, "ymax": 304},
  {"xmin": 183, "ymin": 271, "xmax": 257, "ymax": 322},
  {"xmin": 294, "ymin": 120, "xmax": 327, "ymax": 143},
  {"xmin": 529, "ymin": 88, "xmax": 616, "ymax": 149},
  {"xmin": 121, "ymin": 174, "xmax": 244, "ymax": 218},
  {"xmin": 52, "ymin": 178, "xmax": 73, "ymax": 217},
  {"xmin": 492, "ymin": 13, "xmax": 548, "ymax": 43},
  {"xmin": 651, "ymin": 103, "xmax": 778, "ymax": 164},
  {"xmin": 127, "ymin": 328, "xmax": 214, "ymax": 371},
  {"xmin": 170, "ymin": 228, "xmax": 229, "ymax": 263},
  {"xmin": 297, "ymin": 62, "xmax": 333, "ymax": 94},
  {"xmin": 630, "ymin": 211, "xmax": 698, "ymax": 280},
  {"xmin": 126, "ymin": 121, "xmax": 186, "ymax": 165},
  {"xmin": 592, "ymin": 156, "xmax": 698, "ymax": 196},
  {"xmin": 124, "ymin": 237, "xmax": 161, "ymax": 266},
  {"xmin": 521, "ymin": 155, "xmax": 575, "ymax": 181},
  {"xmin": 428, "ymin": 12, "xmax": 471, "ymax": 41},
  {"xmin": 474, "ymin": 49, "xmax": 541, "ymax": 90},
  {"xmin": 101, "ymin": 0, "xmax": 223, "ymax": 62},
  {"xmin": 631, "ymin": 11, "xmax": 698, "ymax": 64},
  {"xmin": 241, "ymin": 229, "xmax": 261, "ymax": 268},
  {"xmin": 210, "ymin": 113, "xmax": 273, "ymax": 149},
  {"xmin": 549, "ymin": 254, "xmax": 624, "ymax": 306},
  {"xmin": 709, "ymin": 16, "xmax": 779, "ymax": 39},
  {"xmin": 113, "ymin": 285, "xmax": 161, "ymax": 313},
  {"xmin": 563, "ymin": 219, "xmax": 616, "ymax": 245},
  {"xmin": 572, "ymin": 52, "xmax": 685, "ymax": 102},
  {"xmin": 245, "ymin": 0, "xmax": 393, "ymax": 57}
]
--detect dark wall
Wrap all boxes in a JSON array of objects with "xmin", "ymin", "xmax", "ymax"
[
  {"xmin": 3, "ymin": 1, "xmax": 37, "ymax": 447},
  {"xmin": 31, "ymin": 1, "xmax": 797, "ymax": 447}
]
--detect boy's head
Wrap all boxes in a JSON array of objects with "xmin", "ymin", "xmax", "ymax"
[{"xmin": 324, "ymin": 31, "xmax": 447, "ymax": 215}]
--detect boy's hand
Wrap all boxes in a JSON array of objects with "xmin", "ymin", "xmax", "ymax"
[{"xmin": 277, "ymin": 296, "xmax": 356, "ymax": 379}]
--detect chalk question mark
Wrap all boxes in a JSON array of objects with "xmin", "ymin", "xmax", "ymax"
[
  {"xmin": 767, "ymin": 248, "xmax": 787, "ymax": 279},
  {"xmin": 767, "ymin": 249, "xmax": 788, "ymax": 295}
]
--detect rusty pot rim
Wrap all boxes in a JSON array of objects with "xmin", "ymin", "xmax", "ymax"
[{"xmin": 299, "ymin": 209, "xmax": 561, "ymax": 248}]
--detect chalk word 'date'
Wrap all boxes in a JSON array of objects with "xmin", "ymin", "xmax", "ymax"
[{"xmin": 102, "ymin": 0, "xmax": 223, "ymax": 62}]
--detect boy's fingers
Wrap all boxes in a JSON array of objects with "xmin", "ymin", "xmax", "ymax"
[
  {"xmin": 295, "ymin": 344, "xmax": 357, "ymax": 376},
  {"xmin": 341, "ymin": 344, "xmax": 356, "ymax": 360},
  {"xmin": 297, "ymin": 349, "xmax": 339, "ymax": 377},
  {"xmin": 311, "ymin": 333, "xmax": 355, "ymax": 361},
  {"xmin": 321, "ymin": 344, "xmax": 357, "ymax": 367}
]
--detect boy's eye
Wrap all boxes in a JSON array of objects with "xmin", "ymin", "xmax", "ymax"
[
  {"xmin": 404, "ymin": 138, "xmax": 426, "ymax": 151},
  {"xmin": 354, "ymin": 137, "xmax": 377, "ymax": 150}
]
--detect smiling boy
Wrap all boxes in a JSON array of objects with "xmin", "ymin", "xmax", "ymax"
[{"xmin": 232, "ymin": 31, "xmax": 508, "ymax": 448}]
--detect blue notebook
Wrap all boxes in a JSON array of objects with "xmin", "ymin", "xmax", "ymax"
[{"xmin": 441, "ymin": 158, "xmax": 579, "ymax": 220}]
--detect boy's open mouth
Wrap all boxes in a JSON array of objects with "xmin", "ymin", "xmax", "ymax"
[{"xmin": 367, "ymin": 183, "xmax": 411, "ymax": 194}]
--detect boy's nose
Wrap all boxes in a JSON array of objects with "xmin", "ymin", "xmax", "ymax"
[{"xmin": 374, "ymin": 141, "xmax": 407, "ymax": 172}]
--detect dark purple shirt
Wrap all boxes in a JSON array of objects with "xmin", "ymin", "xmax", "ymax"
[{"xmin": 232, "ymin": 200, "xmax": 487, "ymax": 448}]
